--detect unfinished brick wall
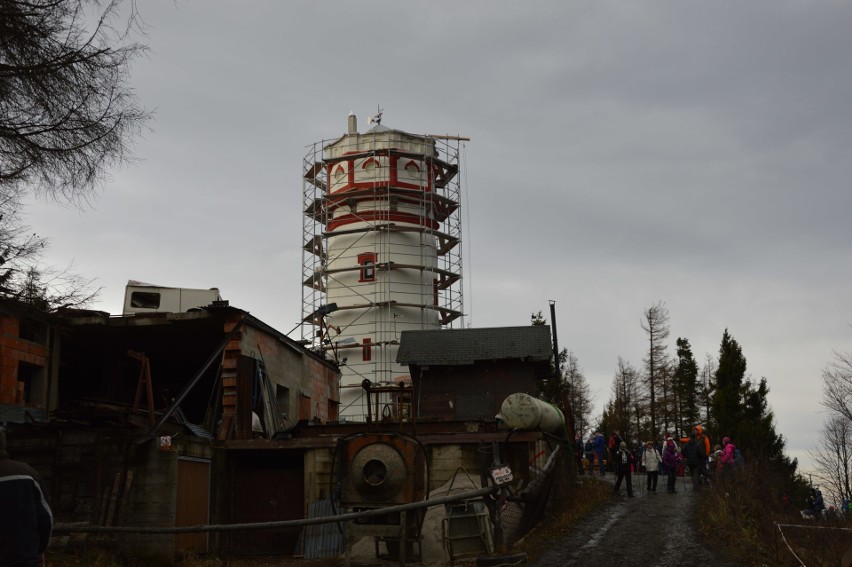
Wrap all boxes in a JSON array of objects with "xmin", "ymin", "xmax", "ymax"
[{"xmin": 0, "ymin": 313, "xmax": 47, "ymax": 405}]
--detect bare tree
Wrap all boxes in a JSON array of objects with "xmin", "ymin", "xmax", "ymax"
[
  {"xmin": 809, "ymin": 414, "xmax": 852, "ymax": 506},
  {"xmin": 700, "ymin": 353, "xmax": 717, "ymax": 428},
  {"xmin": 610, "ymin": 356, "xmax": 641, "ymax": 438},
  {"xmin": 0, "ymin": 0, "xmax": 145, "ymax": 308},
  {"xmin": 1, "ymin": 0, "xmax": 149, "ymax": 201},
  {"xmin": 641, "ymin": 301, "xmax": 670, "ymax": 440},
  {"xmin": 564, "ymin": 352, "xmax": 593, "ymax": 439},
  {"xmin": 822, "ymin": 350, "xmax": 852, "ymax": 424},
  {"xmin": 1, "ymin": 193, "xmax": 98, "ymax": 308}
]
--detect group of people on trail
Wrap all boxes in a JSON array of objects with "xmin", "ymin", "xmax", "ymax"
[{"xmin": 578, "ymin": 425, "xmax": 742, "ymax": 496}]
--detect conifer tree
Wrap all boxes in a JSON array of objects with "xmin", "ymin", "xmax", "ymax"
[
  {"xmin": 711, "ymin": 329, "xmax": 746, "ymax": 439},
  {"xmin": 673, "ymin": 337, "xmax": 700, "ymax": 435}
]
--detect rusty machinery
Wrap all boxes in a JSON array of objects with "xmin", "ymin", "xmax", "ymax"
[{"xmin": 335, "ymin": 432, "xmax": 428, "ymax": 564}]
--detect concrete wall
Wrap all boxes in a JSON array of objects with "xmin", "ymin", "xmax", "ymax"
[
  {"xmin": 0, "ymin": 312, "xmax": 49, "ymax": 405},
  {"xmin": 304, "ymin": 447, "xmax": 335, "ymax": 504},
  {"xmin": 5, "ymin": 429, "xmax": 213, "ymax": 562}
]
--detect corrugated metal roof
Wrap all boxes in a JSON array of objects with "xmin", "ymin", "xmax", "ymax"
[{"xmin": 396, "ymin": 326, "xmax": 553, "ymax": 366}]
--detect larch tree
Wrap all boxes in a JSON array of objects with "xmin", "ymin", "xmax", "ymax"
[
  {"xmin": 610, "ymin": 356, "xmax": 641, "ymax": 440},
  {"xmin": 641, "ymin": 301, "xmax": 670, "ymax": 441},
  {"xmin": 700, "ymin": 353, "xmax": 717, "ymax": 429},
  {"xmin": 563, "ymin": 351, "xmax": 594, "ymax": 440}
]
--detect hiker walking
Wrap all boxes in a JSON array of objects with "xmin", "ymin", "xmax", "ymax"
[
  {"xmin": 584, "ymin": 437, "xmax": 596, "ymax": 476},
  {"xmin": 662, "ymin": 438, "xmax": 679, "ymax": 494},
  {"xmin": 681, "ymin": 432, "xmax": 703, "ymax": 490},
  {"xmin": 608, "ymin": 430, "xmax": 624, "ymax": 474},
  {"xmin": 613, "ymin": 441, "xmax": 636, "ymax": 497},
  {"xmin": 593, "ymin": 432, "xmax": 606, "ymax": 476},
  {"xmin": 641, "ymin": 440, "xmax": 661, "ymax": 493},
  {"xmin": 692, "ymin": 425, "xmax": 711, "ymax": 482}
]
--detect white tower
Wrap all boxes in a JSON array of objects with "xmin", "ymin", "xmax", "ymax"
[{"xmin": 301, "ymin": 113, "xmax": 465, "ymax": 420}]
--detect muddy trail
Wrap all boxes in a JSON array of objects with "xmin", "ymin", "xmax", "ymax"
[{"xmin": 528, "ymin": 472, "xmax": 735, "ymax": 567}]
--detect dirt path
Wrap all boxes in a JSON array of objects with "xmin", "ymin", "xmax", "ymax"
[{"xmin": 528, "ymin": 472, "xmax": 735, "ymax": 567}]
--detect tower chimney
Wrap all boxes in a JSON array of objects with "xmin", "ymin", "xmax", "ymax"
[{"xmin": 347, "ymin": 112, "xmax": 357, "ymax": 135}]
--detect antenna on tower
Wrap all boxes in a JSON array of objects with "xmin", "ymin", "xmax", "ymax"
[{"xmin": 368, "ymin": 105, "xmax": 383, "ymax": 125}]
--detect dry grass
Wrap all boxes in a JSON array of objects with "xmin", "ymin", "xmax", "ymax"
[{"xmin": 697, "ymin": 463, "xmax": 852, "ymax": 566}]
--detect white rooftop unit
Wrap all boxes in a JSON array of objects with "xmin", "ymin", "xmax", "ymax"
[{"xmin": 122, "ymin": 280, "xmax": 223, "ymax": 315}]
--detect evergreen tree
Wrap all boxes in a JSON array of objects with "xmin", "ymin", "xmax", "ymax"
[
  {"xmin": 673, "ymin": 337, "xmax": 700, "ymax": 435},
  {"xmin": 710, "ymin": 330, "xmax": 796, "ymax": 473},
  {"xmin": 711, "ymin": 329, "xmax": 746, "ymax": 439}
]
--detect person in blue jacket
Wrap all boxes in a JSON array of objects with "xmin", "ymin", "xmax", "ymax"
[
  {"xmin": 0, "ymin": 429, "xmax": 53, "ymax": 567},
  {"xmin": 593, "ymin": 432, "xmax": 606, "ymax": 476}
]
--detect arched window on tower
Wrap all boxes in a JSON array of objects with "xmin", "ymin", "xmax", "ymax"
[
  {"xmin": 403, "ymin": 160, "xmax": 421, "ymax": 179},
  {"xmin": 358, "ymin": 252, "xmax": 377, "ymax": 282},
  {"xmin": 362, "ymin": 157, "xmax": 380, "ymax": 180}
]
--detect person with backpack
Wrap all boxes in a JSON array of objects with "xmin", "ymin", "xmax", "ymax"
[
  {"xmin": 681, "ymin": 432, "xmax": 703, "ymax": 490},
  {"xmin": 692, "ymin": 425, "xmax": 711, "ymax": 483},
  {"xmin": 584, "ymin": 437, "xmax": 596, "ymax": 476},
  {"xmin": 608, "ymin": 430, "xmax": 624, "ymax": 474},
  {"xmin": 718, "ymin": 436, "xmax": 736, "ymax": 474},
  {"xmin": 593, "ymin": 432, "xmax": 606, "ymax": 476},
  {"xmin": 662, "ymin": 438, "xmax": 679, "ymax": 494},
  {"xmin": 612, "ymin": 441, "xmax": 636, "ymax": 497},
  {"xmin": 641, "ymin": 440, "xmax": 662, "ymax": 493}
]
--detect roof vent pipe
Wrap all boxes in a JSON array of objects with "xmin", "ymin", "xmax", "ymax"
[{"xmin": 348, "ymin": 111, "xmax": 357, "ymax": 135}]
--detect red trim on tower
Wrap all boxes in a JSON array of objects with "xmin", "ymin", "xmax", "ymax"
[
  {"xmin": 362, "ymin": 338, "xmax": 372, "ymax": 362},
  {"xmin": 329, "ymin": 211, "xmax": 439, "ymax": 231},
  {"xmin": 358, "ymin": 252, "xmax": 377, "ymax": 282}
]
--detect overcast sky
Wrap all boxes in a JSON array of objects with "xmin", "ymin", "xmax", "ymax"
[{"xmin": 26, "ymin": 1, "xmax": 852, "ymax": 472}]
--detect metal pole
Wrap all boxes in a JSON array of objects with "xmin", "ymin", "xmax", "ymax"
[{"xmin": 548, "ymin": 300, "xmax": 560, "ymax": 373}]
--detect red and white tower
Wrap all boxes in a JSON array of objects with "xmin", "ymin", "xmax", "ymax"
[{"xmin": 301, "ymin": 113, "xmax": 465, "ymax": 420}]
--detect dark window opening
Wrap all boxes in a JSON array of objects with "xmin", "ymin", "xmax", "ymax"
[
  {"xmin": 18, "ymin": 361, "xmax": 45, "ymax": 405},
  {"xmin": 130, "ymin": 291, "xmax": 161, "ymax": 309},
  {"xmin": 19, "ymin": 318, "xmax": 47, "ymax": 343}
]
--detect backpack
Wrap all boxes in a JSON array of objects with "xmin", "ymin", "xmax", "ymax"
[
  {"xmin": 682, "ymin": 440, "xmax": 699, "ymax": 464},
  {"xmin": 733, "ymin": 448, "xmax": 745, "ymax": 466},
  {"xmin": 584, "ymin": 441, "xmax": 593, "ymax": 453}
]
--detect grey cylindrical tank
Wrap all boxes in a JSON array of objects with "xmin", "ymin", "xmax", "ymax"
[{"xmin": 500, "ymin": 393, "xmax": 565, "ymax": 434}]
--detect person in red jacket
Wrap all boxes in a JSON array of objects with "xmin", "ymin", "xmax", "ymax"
[{"xmin": 0, "ymin": 429, "xmax": 53, "ymax": 567}]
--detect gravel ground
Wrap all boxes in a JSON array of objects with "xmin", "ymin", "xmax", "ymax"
[{"xmin": 527, "ymin": 472, "xmax": 735, "ymax": 567}]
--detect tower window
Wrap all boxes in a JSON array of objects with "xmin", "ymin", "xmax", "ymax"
[
  {"xmin": 362, "ymin": 338, "xmax": 372, "ymax": 362},
  {"xmin": 358, "ymin": 252, "xmax": 377, "ymax": 282},
  {"xmin": 404, "ymin": 160, "xmax": 421, "ymax": 178}
]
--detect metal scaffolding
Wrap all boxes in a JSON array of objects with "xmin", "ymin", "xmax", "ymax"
[{"xmin": 300, "ymin": 128, "xmax": 465, "ymax": 394}]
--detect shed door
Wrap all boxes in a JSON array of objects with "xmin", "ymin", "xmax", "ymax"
[
  {"xmin": 231, "ymin": 461, "xmax": 304, "ymax": 555},
  {"xmin": 175, "ymin": 458, "xmax": 210, "ymax": 553}
]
